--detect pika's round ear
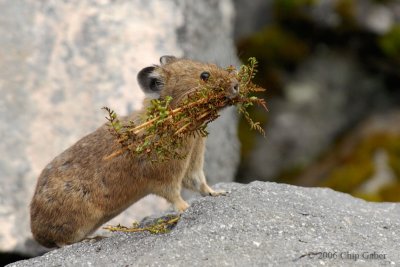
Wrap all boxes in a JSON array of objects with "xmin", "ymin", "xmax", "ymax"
[
  {"xmin": 160, "ymin": 55, "xmax": 177, "ymax": 65},
  {"xmin": 137, "ymin": 66, "xmax": 163, "ymax": 95}
]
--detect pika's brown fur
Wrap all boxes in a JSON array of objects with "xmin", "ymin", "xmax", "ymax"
[{"xmin": 30, "ymin": 56, "xmax": 239, "ymax": 248}]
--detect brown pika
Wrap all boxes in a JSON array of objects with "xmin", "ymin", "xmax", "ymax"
[{"xmin": 30, "ymin": 56, "xmax": 239, "ymax": 248}]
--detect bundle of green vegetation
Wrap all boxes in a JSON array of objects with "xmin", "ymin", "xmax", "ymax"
[{"xmin": 103, "ymin": 58, "xmax": 267, "ymax": 162}]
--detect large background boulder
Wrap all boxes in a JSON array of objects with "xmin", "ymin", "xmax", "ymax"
[
  {"xmin": 233, "ymin": 0, "xmax": 400, "ymax": 190},
  {"xmin": 8, "ymin": 182, "xmax": 400, "ymax": 266},
  {"xmin": 0, "ymin": 0, "xmax": 240, "ymax": 256},
  {"xmin": 241, "ymin": 49, "xmax": 387, "ymax": 182}
]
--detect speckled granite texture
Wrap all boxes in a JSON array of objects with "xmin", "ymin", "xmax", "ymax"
[{"xmin": 8, "ymin": 182, "xmax": 400, "ymax": 267}]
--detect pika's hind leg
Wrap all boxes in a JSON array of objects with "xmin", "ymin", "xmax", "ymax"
[
  {"xmin": 53, "ymin": 219, "xmax": 104, "ymax": 247},
  {"xmin": 183, "ymin": 170, "xmax": 227, "ymax": 197}
]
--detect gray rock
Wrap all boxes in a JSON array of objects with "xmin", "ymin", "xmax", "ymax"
[
  {"xmin": 232, "ymin": 0, "xmax": 274, "ymax": 40},
  {"xmin": 311, "ymin": 0, "xmax": 400, "ymax": 34},
  {"xmin": 8, "ymin": 181, "xmax": 400, "ymax": 266},
  {"xmin": 0, "ymin": 0, "xmax": 239, "ymax": 255}
]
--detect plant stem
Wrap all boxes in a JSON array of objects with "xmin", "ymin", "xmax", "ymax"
[{"xmin": 130, "ymin": 95, "xmax": 227, "ymax": 134}]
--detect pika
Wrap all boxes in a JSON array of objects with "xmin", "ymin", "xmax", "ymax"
[{"xmin": 30, "ymin": 56, "xmax": 239, "ymax": 248}]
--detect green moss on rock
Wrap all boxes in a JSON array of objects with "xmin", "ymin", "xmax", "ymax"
[
  {"xmin": 273, "ymin": 0, "xmax": 317, "ymax": 22},
  {"xmin": 379, "ymin": 183, "xmax": 400, "ymax": 202},
  {"xmin": 238, "ymin": 25, "xmax": 310, "ymax": 68},
  {"xmin": 319, "ymin": 134, "xmax": 400, "ymax": 202},
  {"xmin": 334, "ymin": 0, "xmax": 357, "ymax": 26},
  {"xmin": 379, "ymin": 24, "xmax": 400, "ymax": 60}
]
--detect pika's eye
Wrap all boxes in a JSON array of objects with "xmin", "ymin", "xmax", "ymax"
[{"xmin": 200, "ymin": 71, "xmax": 210, "ymax": 81}]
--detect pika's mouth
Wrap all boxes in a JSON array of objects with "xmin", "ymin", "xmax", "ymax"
[{"xmin": 227, "ymin": 81, "xmax": 239, "ymax": 99}]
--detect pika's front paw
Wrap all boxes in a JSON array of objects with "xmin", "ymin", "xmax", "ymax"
[
  {"xmin": 199, "ymin": 183, "xmax": 229, "ymax": 197},
  {"xmin": 208, "ymin": 189, "xmax": 228, "ymax": 197}
]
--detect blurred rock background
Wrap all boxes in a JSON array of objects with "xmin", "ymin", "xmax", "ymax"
[
  {"xmin": 2, "ymin": 0, "xmax": 400, "ymax": 264},
  {"xmin": 234, "ymin": 0, "xmax": 400, "ymax": 202}
]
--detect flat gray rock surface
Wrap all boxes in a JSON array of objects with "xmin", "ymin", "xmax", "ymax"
[{"xmin": 9, "ymin": 182, "xmax": 400, "ymax": 266}]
